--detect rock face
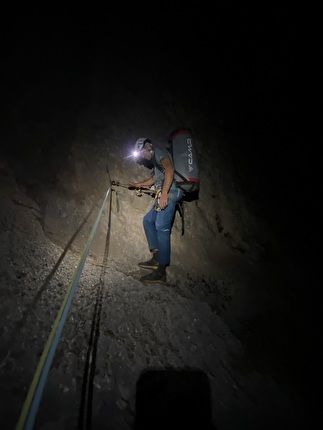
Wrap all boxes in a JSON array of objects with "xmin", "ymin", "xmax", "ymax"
[{"xmin": 0, "ymin": 7, "xmax": 318, "ymax": 430}]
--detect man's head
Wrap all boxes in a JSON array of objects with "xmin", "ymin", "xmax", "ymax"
[{"xmin": 133, "ymin": 138, "xmax": 153, "ymax": 161}]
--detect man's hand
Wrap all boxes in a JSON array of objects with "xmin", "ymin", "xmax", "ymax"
[
  {"xmin": 159, "ymin": 191, "xmax": 168, "ymax": 209},
  {"xmin": 129, "ymin": 176, "xmax": 155, "ymax": 189},
  {"xmin": 128, "ymin": 181, "xmax": 140, "ymax": 188},
  {"xmin": 128, "ymin": 181, "xmax": 150, "ymax": 189}
]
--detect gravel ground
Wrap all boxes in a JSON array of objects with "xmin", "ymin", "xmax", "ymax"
[
  {"xmin": 0, "ymin": 194, "xmax": 310, "ymax": 430},
  {"xmin": 0, "ymin": 141, "xmax": 318, "ymax": 430}
]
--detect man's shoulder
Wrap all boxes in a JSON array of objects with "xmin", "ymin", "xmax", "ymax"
[{"xmin": 154, "ymin": 145, "xmax": 172, "ymax": 163}]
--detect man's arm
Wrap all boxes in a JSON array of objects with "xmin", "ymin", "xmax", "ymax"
[
  {"xmin": 128, "ymin": 174, "xmax": 156, "ymax": 188},
  {"xmin": 159, "ymin": 157, "xmax": 175, "ymax": 209}
]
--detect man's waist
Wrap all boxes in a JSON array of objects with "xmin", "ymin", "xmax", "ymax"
[{"xmin": 153, "ymin": 181, "xmax": 178, "ymax": 192}]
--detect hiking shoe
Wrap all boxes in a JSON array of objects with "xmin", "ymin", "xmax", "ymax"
[
  {"xmin": 138, "ymin": 258, "xmax": 158, "ymax": 270},
  {"xmin": 140, "ymin": 267, "xmax": 167, "ymax": 283}
]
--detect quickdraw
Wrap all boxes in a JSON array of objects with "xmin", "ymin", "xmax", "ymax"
[
  {"xmin": 154, "ymin": 189, "xmax": 162, "ymax": 212},
  {"xmin": 111, "ymin": 180, "xmax": 156, "ymax": 197}
]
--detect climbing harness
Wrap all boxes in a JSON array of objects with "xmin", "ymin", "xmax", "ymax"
[{"xmin": 112, "ymin": 180, "xmax": 185, "ymax": 235}]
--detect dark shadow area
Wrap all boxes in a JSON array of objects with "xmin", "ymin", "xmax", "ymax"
[
  {"xmin": 135, "ymin": 159, "xmax": 154, "ymax": 170},
  {"xmin": 0, "ymin": 11, "xmax": 94, "ymax": 189},
  {"xmin": 134, "ymin": 368, "xmax": 216, "ymax": 430},
  {"xmin": 182, "ymin": 190, "xmax": 199, "ymax": 202}
]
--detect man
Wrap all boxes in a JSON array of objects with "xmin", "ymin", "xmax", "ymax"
[{"xmin": 129, "ymin": 137, "xmax": 184, "ymax": 283}]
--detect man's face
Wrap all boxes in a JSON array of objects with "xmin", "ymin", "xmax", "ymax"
[{"xmin": 139, "ymin": 144, "xmax": 153, "ymax": 161}]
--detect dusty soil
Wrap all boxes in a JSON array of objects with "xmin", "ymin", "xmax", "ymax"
[{"xmin": 0, "ymin": 153, "xmax": 319, "ymax": 430}]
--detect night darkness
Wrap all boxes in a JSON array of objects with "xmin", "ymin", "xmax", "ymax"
[
  {"xmin": 1, "ymin": 3, "xmax": 319, "ymax": 428},
  {"xmin": 2, "ymin": 3, "xmax": 311, "ymax": 266}
]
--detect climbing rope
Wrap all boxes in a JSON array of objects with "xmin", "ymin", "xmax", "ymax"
[
  {"xmin": 78, "ymin": 174, "xmax": 113, "ymax": 430},
  {"xmin": 15, "ymin": 187, "xmax": 111, "ymax": 430}
]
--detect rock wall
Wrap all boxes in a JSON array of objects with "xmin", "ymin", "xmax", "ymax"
[{"xmin": 0, "ymin": 8, "xmax": 317, "ymax": 427}]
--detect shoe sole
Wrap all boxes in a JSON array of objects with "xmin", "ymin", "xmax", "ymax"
[
  {"xmin": 141, "ymin": 277, "xmax": 167, "ymax": 284},
  {"xmin": 138, "ymin": 264, "xmax": 158, "ymax": 270}
]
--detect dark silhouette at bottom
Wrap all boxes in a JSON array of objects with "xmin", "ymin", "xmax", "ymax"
[{"xmin": 134, "ymin": 368, "xmax": 217, "ymax": 430}]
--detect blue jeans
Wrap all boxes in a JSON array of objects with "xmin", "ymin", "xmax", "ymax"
[{"xmin": 143, "ymin": 188, "xmax": 184, "ymax": 266}]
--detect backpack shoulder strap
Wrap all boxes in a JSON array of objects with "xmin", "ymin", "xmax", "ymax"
[{"xmin": 176, "ymin": 200, "xmax": 184, "ymax": 236}]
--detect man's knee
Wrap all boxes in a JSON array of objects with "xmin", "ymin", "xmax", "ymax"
[{"xmin": 156, "ymin": 222, "xmax": 171, "ymax": 233}]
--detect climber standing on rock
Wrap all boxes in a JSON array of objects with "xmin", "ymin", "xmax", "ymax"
[{"xmin": 128, "ymin": 137, "xmax": 184, "ymax": 283}]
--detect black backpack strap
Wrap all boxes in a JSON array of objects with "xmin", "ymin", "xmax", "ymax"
[{"xmin": 176, "ymin": 200, "xmax": 184, "ymax": 236}]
